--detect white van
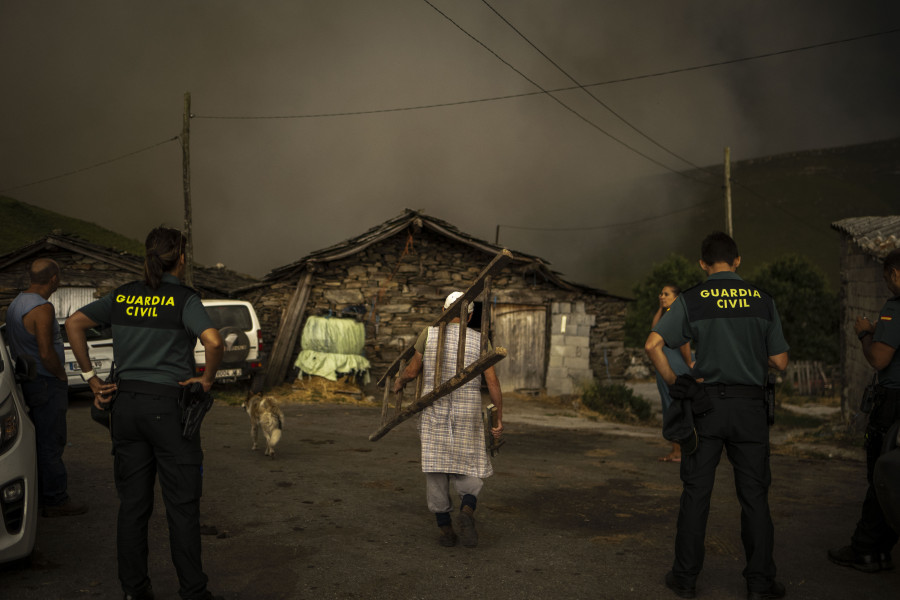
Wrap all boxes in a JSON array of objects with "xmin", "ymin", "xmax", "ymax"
[{"xmin": 194, "ymin": 299, "xmax": 264, "ymax": 384}]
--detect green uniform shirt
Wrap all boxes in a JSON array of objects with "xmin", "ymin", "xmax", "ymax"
[
  {"xmin": 873, "ymin": 296, "xmax": 900, "ymax": 388},
  {"xmin": 79, "ymin": 274, "xmax": 214, "ymax": 386},
  {"xmin": 654, "ymin": 271, "xmax": 789, "ymax": 386}
]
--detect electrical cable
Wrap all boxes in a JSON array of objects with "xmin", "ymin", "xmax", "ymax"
[
  {"xmin": 498, "ymin": 199, "xmax": 718, "ymax": 233},
  {"xmin": 192, "ymin": 28, "xmax": 900, "ymax": 121},
  {"xmin": 418, "ymin": 0, "xmax": 712, "ymax": 186},
  {"xmin": 480, "ymin": 0, "xmax": 714, "ymax": 176},
  {"xmin": 0, "ymin": 136, "xmax": 180, "ymax": 194}
]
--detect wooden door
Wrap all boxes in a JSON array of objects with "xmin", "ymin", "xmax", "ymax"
[{"xmin": 491, "ymin": 303, "xmax": 547, "ymax": 393}]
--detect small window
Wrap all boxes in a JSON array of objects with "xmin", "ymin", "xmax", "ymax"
[{"xmin": 206, "ymin": 305, "xmax": 252, "ymax": 331}]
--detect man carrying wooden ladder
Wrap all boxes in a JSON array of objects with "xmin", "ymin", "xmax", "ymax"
[{"xmin": 391, "ymin": 291, "xmax": 504, "ymax": 548}]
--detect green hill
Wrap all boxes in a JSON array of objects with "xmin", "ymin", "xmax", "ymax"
[
  {"xmin": 591, "ymin": 137, "xmax": 900, "ymax": 296},
  {"xmin": 0, "ymin": 196, "xmax": 144, "ymax": 256}
]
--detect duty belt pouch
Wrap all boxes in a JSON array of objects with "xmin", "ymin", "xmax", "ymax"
[
  {"xmin": 179, "ymin": 382, "xmax": 214, "ymax": 440},
  {"xmin": 861, "ymin": 375, "xmax": 878, "ymax": 414}
]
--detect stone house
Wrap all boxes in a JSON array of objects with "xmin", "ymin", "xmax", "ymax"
[
  {"xmin": 238, "ymin": 209, "xmax": 629, "ymax": 395},
  {"xmin": 831, "ymin": 216, "xmax": 900, "ymax": 427},
  {"xmin": 0, "ymin": 234, "xmax": 258, "ymax": 321}
]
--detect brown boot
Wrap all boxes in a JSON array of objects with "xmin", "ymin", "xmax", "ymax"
[
  {"xmin": 438, "ymin": 525, "xmax": 458, "ymax": 547},
  {"xmin": 458, "ymin": 505, "xmax": 478, "ymax": 547}
]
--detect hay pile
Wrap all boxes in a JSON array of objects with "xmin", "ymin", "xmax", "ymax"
[{"xmin": 283, "ymin": 374, "xmax": 377, "ymax": 406}]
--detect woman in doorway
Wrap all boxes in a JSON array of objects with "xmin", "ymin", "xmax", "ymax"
[{"xmin": 652, "ymin": 284, "xmax": 693, "ymax": 462}]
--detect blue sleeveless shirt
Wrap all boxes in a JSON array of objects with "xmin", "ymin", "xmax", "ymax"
[{"xmin": 6, "ymin": 292, "xmax": 64, "ymax": 379}]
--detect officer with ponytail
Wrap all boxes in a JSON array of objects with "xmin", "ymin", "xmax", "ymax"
[{"xmin": 67, "ymin": 227, "xmax": 225, "ymax": 600}]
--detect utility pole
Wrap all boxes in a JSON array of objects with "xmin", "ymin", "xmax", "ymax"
[
  {"xmin": 182, "ymin": 92, "xmax": 194, "ymax": 287},
  {"xmin": 724, "ymin": 146, "xmax": 733, "ymax": 237}
]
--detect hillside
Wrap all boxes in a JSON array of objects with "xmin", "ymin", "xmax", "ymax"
[
  {"xmin": 590, "ymin": 137, "xmax": 900, "ymax": 296},
  {"xmin": 0, "ymin": 196, "xmax": 144, "ymax": 257}
]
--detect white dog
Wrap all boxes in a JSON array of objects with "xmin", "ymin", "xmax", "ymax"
[{"xmin": 242, "ymin": 394, "xmax": 284, "ymax": 457}]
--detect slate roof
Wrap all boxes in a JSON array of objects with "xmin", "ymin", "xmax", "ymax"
[
  {"xmin": 831, "ymin": 216, "xmax": 900, "ymax": 260},
  {"xmin": 0, "ymin": 234, "xmax": 258, "ymax": 296},
  {"xmin": 259, "ymin": 209, "xmax": 618, "ymax": 297}
]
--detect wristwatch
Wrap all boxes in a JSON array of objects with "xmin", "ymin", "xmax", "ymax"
[
  {"xmin": 80, "ymin": 369, "xmax": 96, "ymax": 382},
  {"xmin": 858, "ymin": 330, "xmax": 872, "ymax": 341}
]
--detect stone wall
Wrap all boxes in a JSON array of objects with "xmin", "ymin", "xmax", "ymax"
[
  {"xmin": 839, "ymin": 236, "xmax": 889, "ymax": 428},
  {"xmin": 241, "ymin": 228, "xmax": 628, "ymax": 392}
]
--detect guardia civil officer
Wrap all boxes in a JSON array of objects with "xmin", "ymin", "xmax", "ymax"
[
  {"xmin": 645, "ymin": 232, "xmax": 790, "ymax": 600},
  {"xmin": 827, "ymin": 248, "xmax": 900, "ymax": 573},
  {"xmin": 66, "ymin": 227, "xmax": 224, "ymax": 600}
]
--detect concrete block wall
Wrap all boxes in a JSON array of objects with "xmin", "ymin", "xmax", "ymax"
[{"xmin": 546, "ymin": 300, "xmax": 596, "ymax": 395}]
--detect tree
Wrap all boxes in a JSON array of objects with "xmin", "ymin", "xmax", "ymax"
[
  {"xmin": 748, "ymin": 254, "xmax": 839, "ymax": 364},
  {"xmin": 624, "ymin": 254, "xmax": 705, "ymax": 347}
]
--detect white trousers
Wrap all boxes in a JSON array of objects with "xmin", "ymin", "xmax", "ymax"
[{"xmin": 425, "ymin": 473, "xmax": 483, "ymax": 513}]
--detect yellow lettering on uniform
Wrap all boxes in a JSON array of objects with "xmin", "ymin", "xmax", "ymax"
[
  {"xmin": 753, "ymin": 290, "xmax": 761, "ymax": 298},
  {"xmin": 701, "ymin": 290, "xmax": 710, "ymax": 298},
  {"xmin": 742, "ymin": 299, "xmax": 749, "ymax": 307},
  {"xmin": 126, "ymin": 306, "xmax": 134, "ymax": 316},
  {"xmin": 717, "ymin": 299, "xmax": 724, "ymax": 308},
  {"xmin": 165, "ymin": 297, "xmax": 174, "ymax": 306},
  {"xmin": 116, "ymin": 294, "xmax": 125, "ymax": 303},
  {"xmin": 151, "ymin": 296, "xmax": 160, "ymax": 306}
]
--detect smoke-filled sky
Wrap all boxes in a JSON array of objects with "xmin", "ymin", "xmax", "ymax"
[{"xmin": 2, "ymin": 1, "xmax": 899, "ymax": 294}]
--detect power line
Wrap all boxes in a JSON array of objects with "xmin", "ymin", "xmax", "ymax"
[
  {"xmin": 479, "ymin": 0, "xmax": 711, "ymax": 176},
  {"xmin": 729, "ymin": 178, "xmax": 836, "ymax": 241},
  {"xmin": 0, "ymin": 136, "xmax": 180, "ymax": 194},
  {"xmin": 418, "ymin": 0, "xmax": 713, "ymax": 186},
  {"xmin": 498, "ymin": 199, "xmax": 718, "ymax": 233},
  {"xmin": 193, "ymin": 27, "xmax": 900, "ymax": 120}
]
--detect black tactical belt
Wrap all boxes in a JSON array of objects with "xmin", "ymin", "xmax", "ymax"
[
  {"xmin": 117, "ymin": 380, "xmax": 182, "ymax": 399},
  {"xmin": 704, "ymin": 383, "xmax": 765, "ymax": 399}
]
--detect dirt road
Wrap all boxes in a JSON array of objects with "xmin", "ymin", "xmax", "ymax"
[{"xmin": 1, "ymin": 393, "xmax": 896, "ymax": 599}]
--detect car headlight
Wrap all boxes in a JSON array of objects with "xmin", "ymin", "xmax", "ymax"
[{"xmin": 0, "ymin": 393, "xmax": 20, "ymax": 455}]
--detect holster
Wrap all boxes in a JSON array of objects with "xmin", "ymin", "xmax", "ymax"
[
  {"xmin": 179, "ymin": 382, "xmax": 214, "ymax": 440},
  {"xmin": 860, "ymin": 375, "xmax": 878, "ymax": 414},
  {"xmin": 91, "ymin": 362, "xmax": 117, "ymax": 429}
]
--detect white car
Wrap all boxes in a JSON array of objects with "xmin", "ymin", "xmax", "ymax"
[
  {"xmin": 58, "ymin": 318, "xmax": 114, "ymax": 389},
  {"xmin": 0, "ymin": 328, "xmax": 37, "ymax": 564},
  {"xmin": 194, "ymin": 299, "xmax": 265, "ymax": 384}
]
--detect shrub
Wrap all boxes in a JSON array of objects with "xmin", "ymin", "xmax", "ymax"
[{"xmin": 581, "ymin": 381, "xmax": 653, "ymax": 423}]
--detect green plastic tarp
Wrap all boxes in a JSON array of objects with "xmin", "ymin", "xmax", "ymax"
[{"xmin": 294, "ymin": 316, "xmax": 371, "ymax": 383}]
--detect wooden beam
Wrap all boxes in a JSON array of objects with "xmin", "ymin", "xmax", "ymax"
[{"xmin": 262, "ymin": 268, "xmax": 314, "ymax": 391}]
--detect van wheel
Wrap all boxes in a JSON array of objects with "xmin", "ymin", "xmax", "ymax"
[{"xmin": 219, "ymin": 326, "xmax": 251, "ymax": 363}]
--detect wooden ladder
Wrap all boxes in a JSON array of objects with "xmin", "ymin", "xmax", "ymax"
[{"xmin": 369, "ymin": 250, "xmax": 512, "ymax": 442}]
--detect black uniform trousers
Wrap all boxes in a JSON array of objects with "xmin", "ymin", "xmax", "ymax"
[
  {"xmin": 672, "ymin": 390, "xmax": 776, "ymax": 593},
  {"xmin": 851, "ymin": 390, "xmax": 900, "ymax": 554},
  {"xmin": 111, "ymin": 385, "xmax": 208, "ymax": 599}
]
